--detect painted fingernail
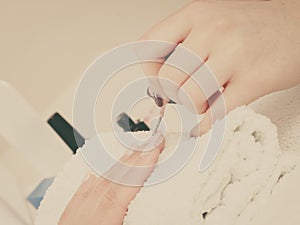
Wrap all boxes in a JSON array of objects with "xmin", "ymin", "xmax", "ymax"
[{"xmin": 155, "ymin": 96, "xmax": 164, "ymax": 107}]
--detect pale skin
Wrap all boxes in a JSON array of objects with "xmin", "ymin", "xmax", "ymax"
[
  {"xmin": 59, "ymin": 0, "xmax": 300, "ymax": 224},
  {"xmin": 142, "ymin": 0, "xmax": 300, "ymax": 136},
  {"xmin": 58, "ymin": 133, "xmax": 165, "ymax": 225}
]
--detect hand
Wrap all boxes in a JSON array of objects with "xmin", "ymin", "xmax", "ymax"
[
  {"xmin": 140, "ymin": 0, "xmax": 300, "ymax": 136},
  {"xmin": 58, "ymin": 133, "xmax": 165, "ymax": 225}
]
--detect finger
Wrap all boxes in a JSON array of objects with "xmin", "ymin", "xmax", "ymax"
[
  {"xmin": 136, "ymin": 11, "xmax": 190, "ymax": 65},
  {"xmin": 190, "ymin": 80, "xmax": 260, "ymax": 137},
  {"xmin": 180, "ymin": 28, "xmax": 215, "ymax": 62},
  {"xmin": 105, "ymin": 134, "xmax": 165, "ymax": 209},
  {"xmin": 67, "ymin": 133, "xmax": 164, "ymax": 205},
  {"xmin": 220, "ymin": 79, "xmax": 263, "ymax": 113},
  {"xmin": 136, "ymin": 4, "xmax": 193, "ymax": 101},
  {"xmin": 178, "ymin": 62, "xmax": 224, "ymax": 114},
  {"xmin": 104, "ymin": 132, "xmax": 165, "ymax": 185},
  {"xmin": 67, "ymin": 174, "xmax": 98, "ymax": 205},
  {"xmin": 156, "ymin": 42, "xmax": 205, "ymax": 103},
  {"xmin": 155, "ymin": 22, "xmax": 219, "ymax": 101},
  {"xmin": 140, "ymin": 3, "xmax": 192, "ymax": 43},
  {"xmin": 60, "ymin": 133, "xmax": 164, "ymax": 224},
  {"xmin": 88, "ymin": 134, "xmax": 165, "ymax": 225},
  {"xmin": 189, "ymin": 90, "xmax": 226, "ymax": 137},
  {"xmin": 90, "ymin": 150, "xmax": 137, "ymax": 195},
  {"xmin": 89, "ymin": 135, "xmax": 165, "ymax": 225},
  {"xmin": 104, "ymin": 131, "xmax": 164, "ymax": 168},
  {"xmin": 59, "ymin": 174, "xmax": 98, "ymax": 224},
  {"xmin": 86, "ymin": 147, "xmax": 147, "ymax": 197}
]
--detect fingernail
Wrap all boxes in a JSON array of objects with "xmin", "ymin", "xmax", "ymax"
[
  {"xmin": 126, "ymin": 132, "xmax": 164, "ymax": 153},
  {"xmin": 83, "ymin": 173, "xmax": 95, "ymax": 183},
  {"xmin": 155, "ymin": 96, "xmax": 164, "ymax": 107},
  {"xmin": 83, "ymin": 173, "xmax": 90, "ymax": 182},
  {"xmin": 181, "ymin": 131, "xmax": 192, "ymax": 141},
  {"xmin": 124, "ymin": 149, "xmax": 134, "ymax": 156},
  {"xmin": 146, "ymin": 132, "xmax": 163, "ymax": 150},
  {"xmin": 141, "ymin": 132, "xmax": 164, "ymax": 153},
  {"xmin": 190, "ymin": 125, "xmax": 201, "ymax": 138}
]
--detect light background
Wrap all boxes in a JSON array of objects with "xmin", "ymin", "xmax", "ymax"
[{"xmin": 0, "ymin": 0, "xmax": 299, "ymax": 224}]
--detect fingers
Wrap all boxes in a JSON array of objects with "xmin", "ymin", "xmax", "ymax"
[
  {"xmin": 104, "ymin": 132, "xmax": 165, "ymax": 184},
  {"xmin": 108, "ymin": 132, "xmax": 165, "ymax": 186},
  {"xmin": 137, "ymin": 4, "xmax": 192, "ymax": 77},
  {"xmin": 151, "ymin": 34, "xmax": 212, "ymax": 103},
  {"xmin": 178, "ymin": 62, "xmax": 224, "ymax": 114},
  {"xmin": 137, "ymin": 3, "xmax": 193, "ymax": 103},
  {"xmin": 155, "ymin": 43, "xmax": 204, "ymax": 103},
  {"xmin": 73, "ymin": 174, "xmax": 98, "ymax": 198},
  {"xmin": 95, "ymin": 133, "xmax": 165, "ymax": 221},
  {"xmin": 144, "ymin": 28, "xmax": 218, "ymax": 106},
  {"xmin": 59, "ymin": 134, "xmax": 165, "ymax": 225},
  {"xmin": 174, "ymin": 33, "xmax": 239, "ymax": 113}
]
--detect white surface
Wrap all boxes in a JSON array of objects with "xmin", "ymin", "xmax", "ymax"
[
  {"xmin": 0, "ymin": 164, "xmax": 33, "ymax": 225},
  {"xmin": 0, "ymin": 81, "xmax": 72, "ymax": 224},
  {"xmin": 35, "ymin": 107, "xmax": 300, "ymax": 225},
  {"xmin": 0, "ymin": 0, "xmax": 189, "ymax": 113},
  {"xmin": 251, "ymin": 85, "xmax": 300, "ymax": 153},
  {"xmin": 0, "ymin": 0, "xmax": 299, "ymax": 224},
  {"xmin": 0, "ymin": 0, "xmax": 189, "ymax": 222},
  {"xmin": 0, "ymin": 81, "xmax": 71, "ymax": 195},
  {"xmin": 253, "ymin": 164, "xmax": 300, "ymax": 225}
]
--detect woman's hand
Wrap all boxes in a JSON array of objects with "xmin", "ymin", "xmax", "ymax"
[
  {"xmin": 140, "ymin": 0, "xmax": 300, "ymax": 136},
  {"xmin": 58, "ymin": 133, "xmax": 165, "ymax": 225}
]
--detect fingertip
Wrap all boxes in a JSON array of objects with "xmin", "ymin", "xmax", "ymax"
[
  {"xmin": 157, "ymin": 135, "xmax": 166, "ymax": 153},
  {"xmin": 148, "ymin": 131, "xmax": 165, "ymax": 153},
  {"xmin": 83, "ymin": 173, "xmax": 96, "ymax": 183},
  {"xmin": 189, "ymin": 124, "xmax": 199, "ymax": 138},
  {"xmin": 190, "ymin": 112, "xmax": 212, "ymax": 137}
]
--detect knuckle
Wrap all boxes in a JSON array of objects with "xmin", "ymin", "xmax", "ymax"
[
  {"xmin": 185, "ymin": 0, "xmax": 213, "ymax": 18},
  {"xmin": 188, "ymin": 0, "xmax": 209, "ymax": 10},
  {"xmin": 103, "ymin": 189, "xmax": 118, "ymax": 207},
  {"xmin": 103, "ymin": 189, "xmax": 127, "ymax": 211},
  {"xmin": 213, "ymin": 17, "xmax": 233, "ymax": 31}
]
